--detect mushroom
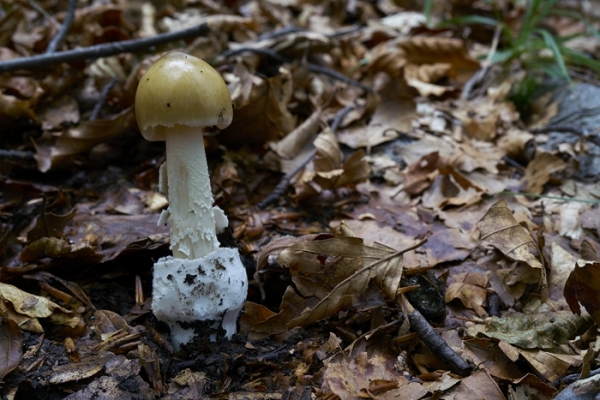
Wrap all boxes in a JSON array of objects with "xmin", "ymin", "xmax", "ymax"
[{"xmin": 135, "ymin": 51, "xmax": 247, "ymax": 348}]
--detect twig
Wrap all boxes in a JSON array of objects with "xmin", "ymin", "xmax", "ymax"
[
  {"xmin": 407, "ymin": 308, "xmax": 472, "ymax": 377},
  {"xmin": 26, "ymin": 0, "xmax": 61, "ymax": 29},
  {"xmin": 530, "ymin": 124, "xmax": 588, "ymax": 136},
  {"xmin": 461, "ymin": 25, "xmax": 502, "ymax": 100},
  {"xmin": 89, "ymin": 78, "xmax": 118, "ymax": 121},
  {"xmin": 257, "ymin": 26, "xmax": 306, "ymax": 41},
  {"xmin": 222, "ymin": 47, "xmax": 372, "ymax": 92},
  {"xmin": 0, "ymin": 149, "xmax": 36, "ymax": 162},
  {"xmin": 45, "ymin": 0, "xmax": 77, "ymax": 53},
  {"xmin": 257, "ymin": 149, "xmax": 315, "ymax": 209},
  {"xmin": 256, "ymin": 105, "xmax": 355, "ymax": 209},
  {"xmin": 531, "ymin": 124, "xmax": 600, "ymax": 147},
  {"xmin": 330, "ymin": 104, "xmax": 354, "ymax": 133},
  {"xmin": 499, "ymin": 191, "xmax": 600, "ymax": 204},
  {"xmin": 0, "ymin": 23, "xmax": 211, "ymax": 72}
]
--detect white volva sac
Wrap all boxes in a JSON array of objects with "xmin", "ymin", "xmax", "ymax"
[
  {"xmin": 152, "ymin": 247, "xmax": 247, "ymax": 347},
  {"xmin": 135, "ymin": 51, "xmax": 247, "ymax": 348}
]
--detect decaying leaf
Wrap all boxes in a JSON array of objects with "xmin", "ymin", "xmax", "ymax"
[
  {"xmin": 468, "ymin": 310, "xmax": 590, "ymax": 350},
  {"xmin": 49, "ymin": 352, "xmax": 115, "ymax": 384}
]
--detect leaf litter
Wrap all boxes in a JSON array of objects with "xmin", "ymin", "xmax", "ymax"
[{"xmin": 1, "ymin": 1, "xmax": 600, "ymax": 399}]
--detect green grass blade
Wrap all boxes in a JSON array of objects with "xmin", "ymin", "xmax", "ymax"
[{"xmin": 537, "ymin": 28, "xmax": 570, "ymax": 81}]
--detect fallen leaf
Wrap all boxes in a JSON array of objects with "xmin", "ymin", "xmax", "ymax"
[
  {"xmin": 445, "ymin": 272, "xmax": 488, "ymax": 317},
  {"xmin": 0, "ymin": 282, "xmax": 80, "ymax": 332},
  {"xmin": 564, "ymin": 262, "xmax": 600, "ymax": 326},
  {"xmin": 477, "ymin": 200, "xmax": 547, "ymax": 300},
  {"xmin": 521, "ymin": 152, "xmax": 566, "ymax": 194},
  {"xmin": 468, "ymin": 311, "xmax": 589, "ymax": 350},
  {"xmin": 0, "ymin": 317, "xmax": 23, "ymax": 382}
]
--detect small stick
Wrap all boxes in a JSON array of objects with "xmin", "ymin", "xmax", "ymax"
[
  {"xmin": 89, "ymin": 78, "xmax": 118, "ymax": 121},
  {"xmin": 222, "ymin": 47, "xmax": 372, "ymax": 92},
  {"xmin": 0, "ymin": 23, "xmax": 210, "ymax": 72},
  {"xmin": 461, "ymin": 25, "xmax": 501, "ymax": 100},
  {"xmin": 257, "ymin": 25, "xmax": 305, "ymax": 41},
  {"xmin": 0, "ymin": 149, "xmax": 36, "ymax": 162},
  {"xmin": 26, "ymin": 0, "xmax": 61, "ymax": 29},
  {"xmin": 45, "ymin": 0, "xmax": 77, "ymax": 53}
]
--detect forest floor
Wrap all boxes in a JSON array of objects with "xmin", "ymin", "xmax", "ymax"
[{"xmin": 1, "ymin": 1, "xmax": 600, "ymax": 399}]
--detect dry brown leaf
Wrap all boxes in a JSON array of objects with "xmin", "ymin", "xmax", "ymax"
[
  {"xmin": 323, "ymin": 352, "xmax": 427, "ymax": 400},
  {"xmin": 521, "ymin": 152, "xmax": 566, "ymax": 194},
  {"xmin": 468, "ymin": 311, "xmax": 589, "ymax": 350},
  {"xmin": 0, "ymin": 317, "xmax": 23, "ymax": 382},
  {"xmin": 564, "ymin": 262, "xmax": 600, "ymax": 326},
  {"xmin": 221, "ymin": 71, "xmax": 296, "ymax": 145},
  {"xmin": 293, "ymin": 129, "xmax": 369, "ymax": 200},
  {"xmin": 403, "ymin": 152, "xmax": 439, "ymax": 195},
  {"xmin": 34, "ymin": 107, "xmax": 135, "ymax": 172},
  {"xmin": 27, "ymin": 208, "xmax": 77, "ymax": 241},
  {"xmin": 455, "ymin": 370, "xmax": 506, "ymax": 400},
  {"xmin": 20, "ymin": 237, "xmax": 71, "ymax": 263},
  {"xmin": 0, "ymin": 282, "xmax": 79, "ymax": 332},
  {"xmin": 338, "ymin": 77, "xmax": 415, "ymax": 149},
  {"xmin": 279, "ymin": 237, "xmax": 420, "ymax": 328},
  {"xmin": 477, "ymin": 200, "xmax": 547, "ymax": 300},
  {"xmin": 463, "ymin": 337, "xmax": 525, "ymax": 381},
  {"xmin": 49, "ymin": 352, "xmax": 115, "ymax": 384},
  {"xmin": 421, "ymin": 166, "xmax": 483, "ymax": 210},
  {"xmin": 269, "ymin": 107, "xmax": 323, "ymax": 159},
  {"xmin": 38, "ymin": 94, "xmax": 80, "ymax": 131},
  {"xmin": 445, "ymin": 272, "xmax": 488, "ymax": 317}
]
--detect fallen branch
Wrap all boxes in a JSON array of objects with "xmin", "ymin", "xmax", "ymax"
[
  {"xmin": 402, "ymin": 296, "xmax": 471, "ymax": 377},
  {"xmin": 89, "ymin": 78, "xmax": 118, "ymax": 121},
  {"xmin": 45, "ymin": 0, "xmax": 77, "ymax": 53},
  {"xmin": 0, "ymin": 23, "xmax": 211, "ymax": 72}
]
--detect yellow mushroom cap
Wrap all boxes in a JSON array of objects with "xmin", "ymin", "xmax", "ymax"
[{"xmin": 135, "ymin": 51, "xmax": 233, "ymax": 141}]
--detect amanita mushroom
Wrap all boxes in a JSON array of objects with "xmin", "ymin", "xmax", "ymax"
[{"xmin": 135, "ymin": 51, "xmax": 247, "ymax": 348}]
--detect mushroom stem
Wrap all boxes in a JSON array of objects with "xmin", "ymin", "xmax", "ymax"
[{"xmin": 164, "ymin": 124, "xmax": 217, "ymax": 259}]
